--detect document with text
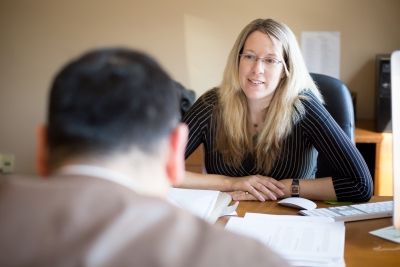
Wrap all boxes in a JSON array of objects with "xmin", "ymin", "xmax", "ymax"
[{"xmin": 226, "ymin": 213, "xmax": 345, "ymax": 267}]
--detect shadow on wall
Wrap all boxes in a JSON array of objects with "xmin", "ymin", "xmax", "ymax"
[{"xmin": 347, "ymin": 58, "xmax": 375, "ymax": 121}]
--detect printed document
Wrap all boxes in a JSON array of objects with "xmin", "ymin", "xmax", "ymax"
[{"xmin": 226, "ymin": 213, "xmax": 345, "ymax": 267}]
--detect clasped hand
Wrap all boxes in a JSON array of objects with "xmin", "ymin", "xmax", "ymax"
[{"xmin": 229, "ymin": 175, "xmax": 286, "ymax": 201}]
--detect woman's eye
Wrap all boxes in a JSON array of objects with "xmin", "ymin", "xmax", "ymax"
[{"xmin": 265, "ymin": 58, "xmax": 277, "ymax": 64}]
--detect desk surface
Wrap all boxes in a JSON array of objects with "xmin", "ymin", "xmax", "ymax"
[
  {"xmin": 355, "ymin": 119, "xmax": 384, "ymax": 143},
  {"xmin": 218, "ymin": 196, "xmax": 399, "ymax": 267}
]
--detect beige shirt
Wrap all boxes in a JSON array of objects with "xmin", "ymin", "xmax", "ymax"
[{"xmin": 0, "ymin": 174, "xmax": 290, "ymax": 267}]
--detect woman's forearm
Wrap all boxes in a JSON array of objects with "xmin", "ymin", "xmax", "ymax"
[
  {"xmin": 176, "ymin": 171, "xmax": 234, "ymax": 191},
  {"xmin": 176, "ymin": 170, "xmax": 337, "ymax": 201},
  {"xmin": 280, "ymin": 177, "xmax": 337, "ymax": 200}
]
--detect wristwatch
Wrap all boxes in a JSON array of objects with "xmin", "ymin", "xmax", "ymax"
[{"xmin": 291, "ymin": 179, "xmax": 300, "ymax": 197}]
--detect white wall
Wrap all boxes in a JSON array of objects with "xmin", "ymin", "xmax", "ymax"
[{"xmin": 1, "ymin": 0, "xmax": 399, "ymax": 174}]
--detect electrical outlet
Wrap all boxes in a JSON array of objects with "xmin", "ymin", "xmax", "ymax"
[{"xmin": 0, "ymin": 154, "xmax": 15, "ymax": 174}]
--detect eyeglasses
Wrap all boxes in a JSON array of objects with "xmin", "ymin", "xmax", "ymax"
[{"xmin": 239, "ymin": 53, "xmax": 284, "ymax": 67}]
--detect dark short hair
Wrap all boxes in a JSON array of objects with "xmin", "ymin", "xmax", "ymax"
[{"xmin": 47, "ymin": 48, "xmax": 180, "ymax": 166}]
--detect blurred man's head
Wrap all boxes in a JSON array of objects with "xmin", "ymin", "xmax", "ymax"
[{"xmin": 38, "ymin": 48, "xmax": 187, "ymax": 193}]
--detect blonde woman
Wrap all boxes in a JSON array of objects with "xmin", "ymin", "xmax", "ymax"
[{"xmin": 179, "ymin": 18, "xmax": 372, "ymax": 202}]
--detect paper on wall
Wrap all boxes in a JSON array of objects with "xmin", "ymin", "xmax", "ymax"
[{"xmin": 301, "ymin": 31, "xmax": 341, "ymax": 79}]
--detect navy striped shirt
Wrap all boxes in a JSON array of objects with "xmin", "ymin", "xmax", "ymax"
[{"xmin": 183, "ymin": 89, "xmax": 373, "ymax": 202}]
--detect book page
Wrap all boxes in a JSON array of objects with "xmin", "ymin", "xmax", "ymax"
[
  {"xmin": 167, "ymin": 188, "xmax": 236, "ymax": 223},
  {"xmin": 167, "ymin": 188, "xmax": 219, "ymax": 219}
]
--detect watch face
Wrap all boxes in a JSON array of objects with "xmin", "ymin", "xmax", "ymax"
[
  {"xmin": 291, "ymin": 179, "xmax": 300, "ymax": 196},
  {"xmin": 292, "ymin": 185, "xmax": 300, "ymax": 195}
]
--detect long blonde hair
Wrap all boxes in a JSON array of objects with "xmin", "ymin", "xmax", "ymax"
[{"xmin": 216, "ymin": 18, "xmax": 322, "ymax": 172}]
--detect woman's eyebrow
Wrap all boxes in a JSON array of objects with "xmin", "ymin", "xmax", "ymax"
[{"xmin": 242, "ymin": 49, "xmax": 280, "ymax": 57}]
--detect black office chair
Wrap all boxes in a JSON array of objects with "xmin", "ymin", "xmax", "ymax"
[
  {"xmin": 174, "ymin": 81, "xmax": 196, "ymax": 117},
  {"xmin": 310, "ymin": 73, "xmax": 355, "ymax": 178}
]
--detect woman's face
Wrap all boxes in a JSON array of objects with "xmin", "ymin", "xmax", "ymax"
[{"xmin": 238, "ymin": 31, "xmax": 285, "ymax": 103}]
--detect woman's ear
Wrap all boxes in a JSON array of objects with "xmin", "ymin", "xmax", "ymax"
[
  {"xmin": 36, "ymin": 124, "xmax": 49, "ymax": 177},
  {"xmin": 165, "ymin": 123, "xmax": 188, "ymax": 186}
]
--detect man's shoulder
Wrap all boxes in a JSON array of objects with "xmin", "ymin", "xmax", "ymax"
[{"xmin": 0, "ymin": 174, "xmax": 138, "ymax": 205}]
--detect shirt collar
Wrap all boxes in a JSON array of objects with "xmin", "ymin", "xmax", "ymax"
[{"xmin": 56, "ymin": 164, "xmax": 138, "ymax": 192}]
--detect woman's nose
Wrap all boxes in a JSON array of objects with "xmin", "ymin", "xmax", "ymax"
[{"xmin": 252, "ymin": 58, "xmax": 265, "ymax": 74}]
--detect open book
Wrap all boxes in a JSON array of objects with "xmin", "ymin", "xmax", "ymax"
[{"xmin": 167, "ymin": 188, "xmax": 237, "ymax": 223}]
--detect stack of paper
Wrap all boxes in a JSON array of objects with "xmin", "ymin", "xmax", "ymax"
[
  {"xmin": 167, "ymin": 188, "xmax": 238, "ymax": 223},
  {"xmin": 226, "ymin": 213, "xmax": 345, "ymax": 267}
]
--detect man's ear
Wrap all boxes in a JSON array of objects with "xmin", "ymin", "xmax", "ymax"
[
  {"xmin": 165, "ymin": 123, "xmax": 188, "ymax": 186},
  {"xmin": 36, "ymin": 124, "xmax": 49, "ymax": 177}
]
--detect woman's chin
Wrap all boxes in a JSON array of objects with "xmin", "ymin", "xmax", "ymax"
[{"xmin": 242, "ymin": 87, "xmax": 272, "ymax": 100}]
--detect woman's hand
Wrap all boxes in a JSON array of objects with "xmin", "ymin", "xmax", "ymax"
[{"xmin": 229, "ymin": 175, "xmax": 286, "ymax": 201}]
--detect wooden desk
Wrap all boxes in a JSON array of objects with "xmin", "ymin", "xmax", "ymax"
[
  {"xmin": 185, "ymin": 145, "xmax": 204, "ymax": 173},
  {"xmin": 355, "ymin": 120, "xmax": 393, "ymax": 196},
  {"xmin": 218, "ymin": 196, "xmax": 399, "ymax": 267}
]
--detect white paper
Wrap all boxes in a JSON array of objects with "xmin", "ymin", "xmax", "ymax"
[
  {"xmin": 226, "ymin": 213, "xmax": 345, "ymax": 267},
  {"xmin": 370, "ymin": 225, "xmax": 400, "ymax": 243},
  {"xmin": 168, "ymin": 188, "xmax": 238, "ymax": 223},
  {"xmin": 301, "ymin": 31, "xmax": 341, "ymax": 79},
  {"xmin": 221, "ymin": 201, "xmax": 239, "ymax": 216},
  {"xmin": 244, "ymin": 212, "xmax": 334, "ymax": 222},
  {"xmin": 167, "ymin": 188, "xmax": 219, "ymax": 219}
]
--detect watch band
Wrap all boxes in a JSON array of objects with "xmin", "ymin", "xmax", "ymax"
[{"xmin": 291, "ymin": 179, "xmax": 300, "ymax": 197}]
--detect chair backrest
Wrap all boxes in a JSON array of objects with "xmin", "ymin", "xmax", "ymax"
[
  {"xmin": 310, "ymin": 73, "xmax": 355, "ymax": 178},
  {"xmin": 174, "ymin": 81, "xmax": 196, "ymax": 117}
]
